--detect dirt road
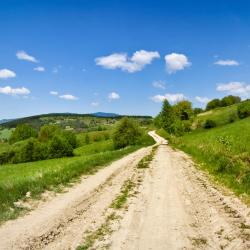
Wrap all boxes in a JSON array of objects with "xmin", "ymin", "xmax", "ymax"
[{"xmin": 0, "ymin": 132, "xmax": 249, "ymax": 250}]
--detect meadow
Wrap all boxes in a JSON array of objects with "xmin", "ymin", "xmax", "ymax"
[
  {"xmin": 170, "ymin": 117, "xmax": 250, "ymax": 199},
  {"xmin": 0, "ymin": 122, "xmax": 154, "ymax": 223}
]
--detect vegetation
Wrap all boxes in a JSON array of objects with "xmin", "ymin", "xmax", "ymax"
[
  {"xmin": 112, "ymin": 117, "xmax": 142, "ymax": 149},
  {"xmin": 170, "ymin": 118, "xmax": 250, "ymax": 197},
  {"xmin": 137, "ymin": 145, "xmax": 158, "ymax": 169},
  {"xmin": 206, "ymin": 95, "xmax": 241, "ymax": 111},
  {"xmin": 155, "ymin": 95, "xmax": 250, "ymax": 201},
  {"xmin": 237, "ymin": 99, "xmax": 250, "ymax": 119}
]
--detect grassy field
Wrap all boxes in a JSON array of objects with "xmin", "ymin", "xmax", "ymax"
[
  {"xmin": 194, "ymin": 104, "xmax": 239, "ymax": 128},
  {"xmin": 0, "ymin": 128, "xmax": 14, "ymax": 140},
  {"xmin": 74, "ymin": 140, "xmax": 114, "ymax": 156},
  {"xmin": 0, "ymin": 132, "xmax": 154, "ymax": 223},
  {"xmin": 169, "ymin": 117, "xmax": 250, "ymax": 199}
]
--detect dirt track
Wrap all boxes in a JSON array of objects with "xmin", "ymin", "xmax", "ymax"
[{"xmin": 0, "ymin": 132, "xmax": 249, "ymax": 250}]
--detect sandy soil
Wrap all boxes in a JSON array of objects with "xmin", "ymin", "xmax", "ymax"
[{"xmin": 0, "ymin": 131, "xmax": 249, "ymax": 250}]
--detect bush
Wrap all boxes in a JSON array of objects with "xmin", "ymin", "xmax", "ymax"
[
  {"xmin": 48, "ymin": 135, "xmax": 73, "ymax": 158},
  {"xmin": 237, "ymin": 100, "xmax": 250, "ymax": 119},
  {"xmin": 0, "ymin": 150, "xmax": 15, "ymax": 164},
  {"xmin": 9, "ymin": 124, "xmax": 37, "ymax": 144},
  {"xmin": 203, "ymin": 119, "xmax": 217, "ymax": 129},
  {"xmin": 38, "ymin": 124, "xmax": 59, "ymax": 142},
  {"xmin": 113, "ymin": 117, "xmax": 142, "ymax": 149},
  {"xmin": 206, "ymin": 99, "xmax": 221, "ymax": 111}
]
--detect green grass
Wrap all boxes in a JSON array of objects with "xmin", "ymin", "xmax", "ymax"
[
  {"xmin": 0, "ymin": 128, "xmax": 13, "ymax": 140},
  {"xmin": 111, "ymin": 180, "xmax": 135, "ymax": 209},
  {"xmin": 74, "ymin": 139, "xmax": 114, "ymax": 156},
  {"xmin": 170, "ymin": 117, "xmax": 250, "ymax": 198},
  {"xmin": 194, "ymin": 104, "xmax": 239, "ymax": 128},
  {"xmin": 0, "ymin": 145, "xmax": 142, "ymax": 223},
  {"xmin": 137, "ymin": 145, "xmax": 158, "ymax": 169}
]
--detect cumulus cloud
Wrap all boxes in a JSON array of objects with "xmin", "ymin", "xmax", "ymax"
[
  {"xmin": 195, "ymin": 96, "xmax": 210, "ymax": 104},
  {"xmin": 214, "ymin": 60, "xmax": 239, "ymax": 66},
  {"xmin": 165, "ymin": 53, "xmax": 191, "ymax": 74},
  {"xmin": 95, "ymin": 50, "xmax": 160, "ymax": 73},
  {"xmin": 59, "ymin": 94, "xmax": 78, "ymax": 100},
  {"xmin": 152, "ymin": 80, "xmax": 166, "ymax": 89},
  {"xmin": 50, "ymin": 91, "xmax": 58, "ymax": 95},
  {"xmin": 108, "ymin": 92, "xmax": 120, "ymax": 100},
  {"xmin": 0, "ymin": 86, "xmax": 30, "ymax": 96},
  {"xmin": 34, "ymin": 66, "xmax": 45, "ymax": 72},
  {"xmin": 91, "ymin": 102, "xmax": 99, "ymax": 107},
  {"xmin": 16, "ymin": 51, "xmax": 38, "ymax": 63},
  {"xmin": 151, "ymin": 93, "xmax": 186, "ymax": 103},
  {"xmin": 0, "ymin": 69, "xmax": 16, "ymax": 79},
  {"xmin": 216, "ymin": 81, "xmax": 250, "ymax": 95}
]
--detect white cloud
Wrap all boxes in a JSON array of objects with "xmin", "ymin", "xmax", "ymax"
[
  {"xmin": 16, "ymin": 51, "xmax": 38, "ymax": 63},
  {"xmin": 165, "ymin": 53, "xmax": 191, "ymax": 74},
  {"xmin": 34, "ymin": 66, "xmax": 45, "ymax": 72},
  {"xmin": 108, "ymin": 92, "xmax": 120, "ymax": 100},
  {"xmin": 50, "ymin": 91, "xmax": 58, "ymax": 95},
  {"xmin": 216, "ymin": 81, "xmax": 250, "ymax": 95},
  {"xmin": 151, "ymin": 93, "xmax": 186, "ymax": 103},
  {"xmin": 0, "ymin": 86, "xmax": 30, "ymax": 96},
  {"xmin": 59, "ymin": 94, "xmax": 78, "ymax": 100},
  {"xmin": 195, "ymin": 96, "xmax": 210, "ymax": 104},
  {"xmin": 91, "ymin": 102, "xmax": 99, "ymax": 107},
  {"xmin": 0, "ymin": 69, "xmax": 16, "ymax": 79},
  {"xmin": 152, "ymin": 80, "xmax": 166, "ymax": 89},
  {"xmin": 214, "ymin": 60, "xmax": 239, "ymax": 66},
  {"xmin": 95, "ymin": 50, "xmax": 160, "ymax": 73}
]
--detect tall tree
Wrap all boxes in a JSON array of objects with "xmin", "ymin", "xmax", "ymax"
[{"xmin": 160, "ymin": 100, "xmax": 175, "ymax": 133}]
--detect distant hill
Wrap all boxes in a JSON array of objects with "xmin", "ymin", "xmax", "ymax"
[
  {"xmin": 0, "ymin": 119, "xmax": 14, "ymax": 125},
  {"xmin": 91, "ymin": 112, "xmax": 119, "ymax": 117},
  {"xmin": 0, "ymin": 112, "xmax": 152, "ymax": 130}
]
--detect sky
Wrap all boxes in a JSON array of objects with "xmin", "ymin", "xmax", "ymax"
[{"xmin": 1, "ymin": 0, "xmax": 250, "ymax": 118}]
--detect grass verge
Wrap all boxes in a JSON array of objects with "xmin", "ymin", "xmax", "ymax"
[
  {"xmin": 137, "ymin": 145, "xmax": 158, "ymax": 169},
  {"xmin": 160, "ymin": 118, "xmax": 250, "ymax": 201},
  {"xmin": 0, "ymin": 145, "xmax": 141, "ymax": 224}
]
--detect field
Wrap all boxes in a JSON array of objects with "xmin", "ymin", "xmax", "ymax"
[
  {"xmin": 193, "ymin": 104, "xmax": 239, "ymax": 128},
  {"xmin": 170, "ymin": 117, "xmax": 250, "ymax": 199},
  {"xmin": 0, "ymin": 127, "xmax": 154, "ymax": 223}
]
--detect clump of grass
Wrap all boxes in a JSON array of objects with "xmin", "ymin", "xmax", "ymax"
[
  {"xmin": 137, "ymin": 146, "xmax": 158, "ymax": 169},
  {"xmin": 77, "ymin": 212, "xmax": 118, "ymax": 250},
  {"xmin": 111, "ymin": 180, "xmax": 135, "ymax": 209}
]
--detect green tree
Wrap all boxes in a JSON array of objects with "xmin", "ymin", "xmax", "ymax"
[
  {"xmin": 206, "ymin": 99, "xmax": 221, "ymax": 111},
  {"xmin": 38, "ymin": 124, "xmax": 59, "ymax": 142},
  {"xmin": 113, "ymin": 117, "xmax": 142, "ymax": 149},
  {"xmin": 48, "ymin": 135, "xmax": 73, "ymax": 158},
  {"xmin": 237, "ymin": 100, "xmax": 250, "ymax": 119},
  {"xmin": 173, "ymin": 100, "xmax": 193, "ymax": 120},
  {"xmin": 159, "ymin": 100, "xmax": 176, "ymax": 133},
  {"xmin": 194, "ymin": 108, "xmax": 203, "ymax": 115},
  {"xmin": 221, "ymin": 95, "xmax": 241, "ymax": 107},
  {"xmin": 9, "ymin": 124, "xmax": 37, "ymax": 144}
]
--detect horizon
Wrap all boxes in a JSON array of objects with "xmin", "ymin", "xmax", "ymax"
[{"xmin": 1, "ymin": 0, "xmax": 250, "ymax": 119}]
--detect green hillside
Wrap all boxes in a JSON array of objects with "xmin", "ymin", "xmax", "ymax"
[{"xmin": 171, "ymin": 117, "xmax": 250, "ymax": 200}]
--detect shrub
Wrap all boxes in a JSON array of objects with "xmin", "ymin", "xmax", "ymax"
[
  {"xmin": 113, "ymin": 117, "xmax": 142, "ymax": 149},
  {"xmin": 0, "ymin": 149, "xmax": 15, "ymax": 164},
  {"xmin": 38, "ymin": 124, "xmax": 59, "ymax": 142},
  {"xmin": 85, "ymin": 134, "xmax": 90, "ymax": 144},
  {"xmin": 203, "ymin": 119, "xmax": 217, "ymax": 129},
  {"xmin": 228, "ymin": 112, "xmax": 238, "ymax": 123},
  {"xmin": 9, "ymin": 124, "xmax": 37, "ymax": 144},
  {"xmin": 237, "ymin": 100, "xmax": 250, "ymax": 119},
  {"xmin": 48, "ymin": 135, "xmax": 73, "ymax": 158}
]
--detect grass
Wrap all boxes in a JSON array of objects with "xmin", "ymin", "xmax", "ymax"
[
  {"xmin": 137, "ymin": 145, "xmax": 158, "ymax": 168},
  {"xmin": 194, "ymin": 104, "xmax": 239, "ymax": 128},
  {"xmin": 111, "ymin": 180, "xmax": 135, "ymax": 209},
  {"xmin": 74, "ymin": 139, "xmax": 114, "ymax": 156},
  {"xmin": 170, "ymin": 117, "xmax": 250, "ymax": 198},
  {"xmin": 0, "ymin": 128, "xmax": 13, "ymax": 140},
  {"xmin": 0, "ymin": 145, "xmax": 142, "ymax": 223}
]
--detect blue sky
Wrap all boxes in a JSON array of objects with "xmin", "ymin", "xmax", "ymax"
[{"xmin": 1, "ymin": 0, "xmax": 250, "ymax": 118}]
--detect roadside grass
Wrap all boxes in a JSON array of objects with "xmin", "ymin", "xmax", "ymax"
[
  {"xmin": 74, "ymin": 139, "xmax": 114, "ymax": 156},
  {"xmin": 169, "ymin": 117, "xmax": 250, "ymax": 198},
  {"xmin": 0, "ymin": 145, "xmax": 141, "ymax": 223}
]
